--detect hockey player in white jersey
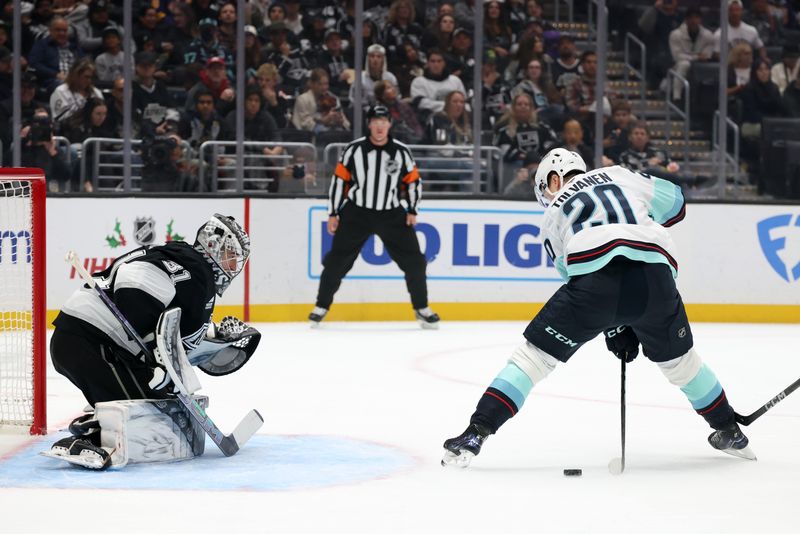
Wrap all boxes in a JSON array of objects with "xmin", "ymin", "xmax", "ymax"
[
  {"xmin": 442, "ymin": 148, "xmax": 755, "ymax": 467},
  {"xmin": 46, "ymin": 214, "xmax": 261, "ymax": 469}
]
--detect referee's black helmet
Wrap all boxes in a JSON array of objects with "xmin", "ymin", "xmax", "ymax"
[{"xmin": 366, "ymin": 105, "xmax": 391, "ymax": 121}]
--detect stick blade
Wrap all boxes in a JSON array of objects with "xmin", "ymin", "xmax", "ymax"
[{"xmin": 231, "ymin": 409, "xmax": 263, "ymax": 447}]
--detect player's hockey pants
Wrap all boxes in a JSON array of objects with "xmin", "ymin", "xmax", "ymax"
[{"xmin": 51, "ymin": 328, "xmax": 168, "ymax": 406}]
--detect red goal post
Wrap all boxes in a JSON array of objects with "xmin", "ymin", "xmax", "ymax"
[{"xmin": 0, "ymin": 168, "xmax": 46, "ymax": 435}]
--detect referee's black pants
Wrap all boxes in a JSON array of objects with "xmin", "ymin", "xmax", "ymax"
[{"xmin": 316, "ymin": 203, "xmax": 429, "ymax": 309}]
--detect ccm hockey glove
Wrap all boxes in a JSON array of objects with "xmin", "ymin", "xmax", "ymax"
[{"xmin": 604, "ymin": 325, "xmax": 639, "ymax": 363}]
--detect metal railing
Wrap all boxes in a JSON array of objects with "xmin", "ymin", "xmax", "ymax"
[
  {"xmin": 587, "ymin": 0, "xmax": 607, "ymax": 41},
  {"xmin": 79, "ymin": 137, "xmax": 192, "ymax": 192},
  {"xmin": 198, "ymin": 140, "xmax": 319, "ymax": 193},
  {"xmin": 623, "ymin": 33, "xmax": 647, "ymax": 112},
  {"xmin": 553, "ymin": 0, "xmax": 574, "ymax": 23},
  {"xmin": 322, "ymin": 143, "xmax": 504, "ymax": 194},
  {"xmin": 712, "ymin": 110, "xmax": 741, "ymax": 189},
  {"xmin": 665, "ymin": 69, "xmax": 691, "ymax": 167},
  {"xmin": 44, "ymin": 135, "xmax": 71, "ymax": 163}
]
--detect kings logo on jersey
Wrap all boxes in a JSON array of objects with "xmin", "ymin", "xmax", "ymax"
[
  {"xmin": 134, "ymin": 217, "xmax": 156, "ymax": 246},
  {"xmin": 757, "ymin": 214, "xmax": 800, "ymax": 283}
]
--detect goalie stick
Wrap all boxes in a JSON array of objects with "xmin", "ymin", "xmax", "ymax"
[
  {"xmin": 66, "ymin": 251, "xmax": 263, "ymax": 456},
  {"xmin": 735, "ymin": 376, "xmax": 800, "ymax": 427}
]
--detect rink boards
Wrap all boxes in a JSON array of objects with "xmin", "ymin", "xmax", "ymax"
[{"xmin": 42, "ymin": 198, "xmax": 800, "ymax": 323}]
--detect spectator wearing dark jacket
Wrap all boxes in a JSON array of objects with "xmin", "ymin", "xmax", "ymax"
[
  {"xmin": 0, "ymin": 71, "xmax": 47, "ymax": 161},
  {"xmin": 161, "ymin": 2, "xmax": 196, "ymax": 72},
  {"xmin": 256, "ymin": 62, "xmax": 293, "ymax": 129},
  {"xmin": 223, "ymin": 86, "xmax": 279, "ymax": 142},
  {"xmin": 0, "ymin": 47, "xmax": 11, "ymax": 101},
  {"xmin": 784, "ymin": 77, "xmax": 800, "ymax": 118},
  {"xmin": 224, "ymin": 86, "xmax": 283, "ymax": 191},
  {"xmin": 178, "ymin": 88, "xmax": 228, "ymax": 150},
  {"xmin": 184, "ymin": 18, "xmax": 234, "ymax": 80},
  {"xmin": 374, "ymin": 79, "xmax": 424, "ymax": 144},
  {"xmin": 74, "ymin": 0, "xmax": 120, "ymax": 57},
  {"xmin": 133, "ymin": 5, "xmax": 167, "ymax": 53},
  {"xmin": 27, "ymin": 17, "xmax": 83, "ymax": 93},
  {"xmin": 741, "ymin": 60, "xmax": 786, "ymax": 126},
  {"xmin": 382, "ymin": 0, "xmax": 424, "ymax": 70},
  {"xmin": 618, "ymin": 121, "xmax": 681, "ymax": 182},
  {"xmin": 494, "ymin": 93, "xmax": 557, "ymax": 167},
  {"xmin": 315, "ymin": 29, "xmax": 354, "ymax": 100},
  {"xmin": 132, "ymin": 51, "xmax": 174, "ymax": 127},
  {"xmin": 18, "ymin": 107, "xmax": 72, "ymax": 191}
]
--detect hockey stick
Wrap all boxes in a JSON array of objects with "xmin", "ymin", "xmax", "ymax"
[
  {"xmin": 735, "ymin": 376, "xmax": 800, "ymax": 426},
  {"xmin": 608, "ymin": 358, "xmax": 626, "ymax": 475},
  {"xmin": 65, "ymin": 251, "xmax": 263, "ymax": 456}
]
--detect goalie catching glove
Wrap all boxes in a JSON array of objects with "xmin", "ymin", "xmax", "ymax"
[{"xmin": 189, "ymin": 316, "xmax": 261, "ymax": 376}]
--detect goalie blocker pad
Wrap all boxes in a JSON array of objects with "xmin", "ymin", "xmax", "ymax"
[
  {"xmin": 189, "ymin": 316, "xmax": 261, "ymax": 376},
  {"xmin": 95, "ymin": 397, "xmax": 209, "ymax": 468}
]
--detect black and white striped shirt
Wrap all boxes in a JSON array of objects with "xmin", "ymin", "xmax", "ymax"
[{"xmin": 328, "ymin": 136, "xmax": 422, "ymax": 216}]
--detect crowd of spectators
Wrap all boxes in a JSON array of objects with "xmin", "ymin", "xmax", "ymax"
[{"xmin": 0, "ymin": 0, "xmax": 799, "ymax": 193}]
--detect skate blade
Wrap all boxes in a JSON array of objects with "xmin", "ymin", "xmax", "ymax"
[
  {"xmin": 309, "ymin": 321, "xmax": 322, "ymax": 329},
  {"xmin": 418, "ymin": 320, "xmax": 440, "ymax": 330},
  {"xmin": 719, "ymin": 445, "xmax": 757, "ymax": 461},
  {"xmin": 40, "ymin": 449, "xmax": 112, "ymax": 470},
  {"xmin": 441, "ymin": 449, "xmax": 474, "ymax": 468}
]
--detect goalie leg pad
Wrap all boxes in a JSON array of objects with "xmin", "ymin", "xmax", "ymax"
[{"xmin": 95, "ymin": 396, "xmax": 209, "ymax": 468}]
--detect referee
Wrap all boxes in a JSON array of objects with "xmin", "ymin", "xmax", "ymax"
[{"xmin": 309, "ymin": 105, "xmax": 440, "ymax": 328}]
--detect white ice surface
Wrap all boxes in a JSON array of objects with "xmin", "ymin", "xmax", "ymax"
[{"xmin": 1, "ymin": 321, "xmax": 799, "ymax": 534}]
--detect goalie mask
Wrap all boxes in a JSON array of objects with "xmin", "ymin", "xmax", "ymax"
[
  {"xmin": 534, "ymin": 148, "xmax": 587, "ymax": 208},
  {"xmin": 194, "ymin": 214, "xmax": 251, "ymax": 296}
]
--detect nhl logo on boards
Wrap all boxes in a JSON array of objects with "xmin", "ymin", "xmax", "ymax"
[{"xmin": 134, "ymin": 217, "xmax": 156, "ymax": 246}]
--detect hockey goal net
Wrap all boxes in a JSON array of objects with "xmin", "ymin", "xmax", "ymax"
[{"xmin": 0, "ymin": 169, "xmax": 46, "ymax": 434}]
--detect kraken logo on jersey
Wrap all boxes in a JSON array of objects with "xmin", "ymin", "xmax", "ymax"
[{"xmin": 134, "ymin": 217, "xmax": 156, "ymax": 246}]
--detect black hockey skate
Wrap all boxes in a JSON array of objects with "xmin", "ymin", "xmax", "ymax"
[
  {"xmin": 414, "ymin": 307, "xmax": 440, "ymax": 330},
  {"xmin": 708, "ymin": 423, "xmax": 756, "ymax": 461},
  {"xmin": 40, "ymin": 413, "xmax": 112, "ymax": 470},
  {"xmin": 45, "ymin": 436, "xmax": 112, "ymax": 470},
  {"xmin": 441, "ymin": 424, "xmax": 491, "ymax": 468},
  {"xmin": 308, "ymin": 306, "xmax": 328, "ymax": 327}
]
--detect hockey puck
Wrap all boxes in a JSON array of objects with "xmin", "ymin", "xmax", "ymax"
[{"xmin": 563, "ymin": 469, "xmax": 582, "ymax": 477}]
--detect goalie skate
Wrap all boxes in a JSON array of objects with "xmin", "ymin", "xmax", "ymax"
[{"xmin": 41, "ymin": 436, "xmax": 112, "ymax": 470}]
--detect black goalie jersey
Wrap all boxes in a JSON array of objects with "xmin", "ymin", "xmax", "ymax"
[{"xmin": 54, "ymin": 242, "xmax": 217, "ymax": 359}]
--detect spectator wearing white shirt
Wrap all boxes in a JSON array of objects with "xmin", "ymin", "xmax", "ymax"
[
  {"xmin": 94, "ymin": 27, "xmax": 124, "ymax": 84},
  {"xmin": 50, "ymin": 57, "xmax": 104, "ymax": 128},
  {"xmin": 410, "ymin": 49, "xmax": 466, "ymax": 123},
  {"xmin": 771, "ymin": 44, "xmax": 799, "ymax": 95},
  {"xmin": 668, "ymin": 7, "xmax": 716, "ymax": 100},
  {"xmin": 349, "ymin": 44, "xmax": 397, "ymax": 111},
  {"xmin": 714, "ymin": 0, "xmax": 767, "ymax": 62}
]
